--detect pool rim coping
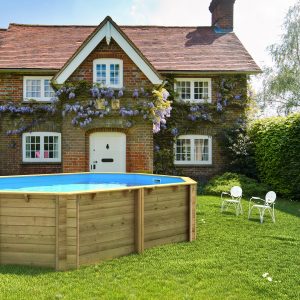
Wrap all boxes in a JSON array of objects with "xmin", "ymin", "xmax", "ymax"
[{"xmin": 0, "ymin": 172, "xmax": 197, "ymax": 195}]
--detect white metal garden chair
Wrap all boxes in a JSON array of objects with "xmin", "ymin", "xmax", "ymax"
[
  {"xmin": 221, "ymin": 186, "xmax": 243, "ymax": 216},
  {"xmin": 248, "ymin": 191, "xmax": 276, "ymax": 223}
]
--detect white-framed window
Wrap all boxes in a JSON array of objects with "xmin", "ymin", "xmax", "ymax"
[
  {"xmin": 93, "ymin": 59, "xmax": 123, "ymax": 88},
  {"xmin": 174, "ymin": 135, "xmax": 212, "ymax": 165},
  {"xmin": 23, "ymin": 76, "xmax": 55, "ymax": 101},
  {"xmin": 175, "ymin": 78, "xmax": 212, "ymax": 103},
  {"xmin": 22, "ymin": 132, "xmax": 61, "ymax": 163}
]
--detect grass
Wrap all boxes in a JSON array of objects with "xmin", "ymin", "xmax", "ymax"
[{"xmin": 0, "ymin": 196, "xmax": 299, "ymax": 300}]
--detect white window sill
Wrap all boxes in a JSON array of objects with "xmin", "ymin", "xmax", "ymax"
[
  {"xmin": 174, "ymin": 161, "xmax": 212, "ymax": 166},
  {"xmin": 177, "ymin": 99, "xmax": 212, "ymax": 104},
  {"xmin": 23, "ymin": 160, "xmax": 61, "ymax": 163},
  {"xmin": 23, "ymin": 98, "xmax": 54, "ymax": 102}
]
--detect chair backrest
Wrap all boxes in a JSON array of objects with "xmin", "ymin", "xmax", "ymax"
[
  {"xmin": 265, "ymin": 191, "xmax": 276, "ymax": 204},
  {"xmin": 230, "ymin": 186, "xmax": 242, "ymax": 198}
]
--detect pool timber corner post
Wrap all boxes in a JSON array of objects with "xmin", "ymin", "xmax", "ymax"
[
  {"xmin": 55, "ymin": 194, "xmax": 79, "ymax": 271},
  {"xmin": 135, "ymin": 188, "xmax": 145, "ymax": 253}
]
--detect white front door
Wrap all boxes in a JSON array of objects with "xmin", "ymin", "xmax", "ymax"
[{"xmin": 89, "ymin": 132, "xmax": 126, "ymax": 172}]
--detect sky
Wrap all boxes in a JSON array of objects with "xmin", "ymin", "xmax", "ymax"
[{"xmin": 0, "ymin": 0, "xmax": 298, "ymax": 73}]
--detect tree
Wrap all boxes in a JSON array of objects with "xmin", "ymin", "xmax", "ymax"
[{"xmin": 258, "ymin": 1, "xmax": 300, "ymax": 115}]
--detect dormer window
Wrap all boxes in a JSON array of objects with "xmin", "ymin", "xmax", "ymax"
[
  {"xmin": 175, "ymin": 78, "xmax": 212, "ymax": 103},
  {"xmin": 23, "ymin": 76, "xmax": 55, "ymax": 102},
  {"xmin": 93, "ymin": 59, "xmax": 123, "ymax": 88}
]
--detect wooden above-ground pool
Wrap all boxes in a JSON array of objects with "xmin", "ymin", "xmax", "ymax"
[{"xmin": 0, "ymin": 173, "xmax": 197, "ymax": 270}]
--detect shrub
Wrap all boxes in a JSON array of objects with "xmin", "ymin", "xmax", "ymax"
[
  {"xmin": 219, "ymin": 122, "xmax": 257, "ymax": 178},
  {"xmin": 204, "ymin": 172, "xmax": 270, "ymax": 198},
  {"xmin": 249, "ymin": 113, "xmax": 300, "ymax": 199}
]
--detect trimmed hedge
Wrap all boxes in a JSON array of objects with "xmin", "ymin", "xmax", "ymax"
[
  {"xmin": 249, "ymin": 113, "xmax": 300, "ymax": 199},
  {"xmin": 204, "ymin": 172, "xmax": 269, "ymax": 198}
]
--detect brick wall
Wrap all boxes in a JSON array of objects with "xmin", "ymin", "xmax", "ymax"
[
  {"xmin": 170, "ymin": 74, "xmax": 247, "ymax": 182},
  {"xmin": 62, "ymin": 37, "xmax": 154, "ymax": 173},
  {"xmin": 0, "ymin": 36, "xmax": 246, "ymax": 180},
  {"xmin": 0, "ymin": 118, "xmax": 62, "ymax": 175},
  {"xmin": 0, "ymin": 73, "xmax": 23, "ymax": 102},
  {"xmin": 69, "ymin": 38, "xmax": 153, "ymax": 90}
]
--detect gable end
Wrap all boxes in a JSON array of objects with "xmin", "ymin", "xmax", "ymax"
[{"xmin": 53, "ymin": 17, "xmax": 163, "ymax": 85}]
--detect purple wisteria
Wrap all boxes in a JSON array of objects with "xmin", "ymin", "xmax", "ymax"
[
  {"xmin": 187, "ymin": 104, "xmax": 212, "ymax": 122},
  {"xmin": 0, "ymin": 83, "xmax": 174, "ymax": 135}
]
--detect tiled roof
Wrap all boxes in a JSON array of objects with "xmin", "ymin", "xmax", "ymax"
[
  {"xmin": 0, "ymin": 23, "xmax": 260, "ymax": 73},
  {"xmin": 0, "ymin": 29, "xmax": 7, "ymax": 45}
]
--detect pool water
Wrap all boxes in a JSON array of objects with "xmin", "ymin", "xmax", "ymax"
[{"xmin": 0, "ymin": 173, "xmax": 185, "ymax": 193}]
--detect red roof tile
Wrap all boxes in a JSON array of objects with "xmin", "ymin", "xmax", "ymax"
[{"xmin": 0, "ymin": 24, "xmax": 260, "ymax": 73}]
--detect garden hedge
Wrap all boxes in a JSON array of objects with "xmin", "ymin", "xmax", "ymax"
[{"xmin": 249, "ymin": 113, "xmax": 300, "ymax": 199}]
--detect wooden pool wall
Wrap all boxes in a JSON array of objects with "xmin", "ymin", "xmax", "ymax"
[{"xmin": 0, "ymin": 179, "xmax": 197, "ymax": 270}]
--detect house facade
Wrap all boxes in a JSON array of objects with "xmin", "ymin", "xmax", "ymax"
[{"xmin": 0, "ymin": 0, "xmax": 260, "ymax": 178}]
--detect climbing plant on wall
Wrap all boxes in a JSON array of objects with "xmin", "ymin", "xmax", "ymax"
[
  {"xmin": 0, "ymin": 75, "xmax": 251, "ymax": 175},
  {"xmin": 153, "ymin": 75, "xmax": 251, "ymax": 175},
  {"xmin": 0, "ymin": 81, "xmax": 172, "ymax": 135}
]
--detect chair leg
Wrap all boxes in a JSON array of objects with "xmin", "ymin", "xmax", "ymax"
[
  {"xmin": 248, "ymin": 206, "xmax": 253, "ymax": 219},
  {"xmin": 239, "ymin": 202, "xmax": 243, "ymax": 215},
  {"xmin": 236, "ymin": 203, "xmax": 239, "ymax": 216},
  {"xmin": 269, "ymin": 207, "xmax": 276, "ymax": 223},
  {"xmin": 259, "ymin": 208, "xmax": 266, "ymax": 224},
  {"xmin": 221, "ymin": 201, "xmax": 224, "ymax": 212}
]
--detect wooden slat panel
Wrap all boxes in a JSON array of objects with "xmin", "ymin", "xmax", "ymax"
[
  {"xmin": 0, "ymin": 234, "xmax": 55, "ymax": 245},
  {"xmin": 145, "ymin": 220, "xmax": 187, "ymax": 235},
  {"xmin": 0, "ymin": 198, "xmax": 55, "ymax": 208},
  {"xmin": 80, "ymin": 205, "xmax": 134, "ymax": 220},
  {"xmin": 80, "ymin": 237, "xmax": 134, "ymax": 255},
  {"xmin": 79, "ymin": 214, "xmax": 134, "ymax": 233},
  {"xmin": 80, "ymin": 200, "xmax": 134, "ymax": 211},
  {"xmin": 145, "ymin": 206, "xmax": 188, "ymax": 220},
  {"xmin": 79, "ymin": 191, "xmax": 134, "ymax": 206},
  {"xmin": 80, "ymin": 245, "xmax": 135, "ymax": 265},
  {"xmin": 144, "ymin": 227, "xmax": 188, "ymax": 242},
  {"xmin": 0, "ymin": 225, "xmax": 55, "ymax": 235},
  {"xmin": 144, "ymin": 233, "xmax": 187, "ymax": 249},
  {"xmin": 144, "ymin": 198, "xmax": 187, "ymax": 211},
  {"xmin": 0, "ymin": 252, "xmax": 55, "ymax": 267},
  {"xmin": 1, "ymin": 260, "xmax": 54, "ymax": 268},
  {"xmin": 0, "ymin": 216, "xmax": 55, "ymax": 226},
  {"xmin": 80, "ymin": 228, "xmax": 133, "ymax": 247},
  {"xmin": 0, "ymin": 207, "xmax": 55, "ymax": 217},
  {"xmin": 144, "ymin": 187, "xmax": 187, "ymax": 202},
  {"xmin": 0, "ymin": 243, "xmax": 56, "ymax": 254},
  {"xmin": 145, "ymin": 210, "xmax": 188, "ymax": 225}
]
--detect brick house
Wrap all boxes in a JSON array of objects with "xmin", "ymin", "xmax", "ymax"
[{"xmin": 0, "ymin": 0, "xmax": 260, "ymax": 178}]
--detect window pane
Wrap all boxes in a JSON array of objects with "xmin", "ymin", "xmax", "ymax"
[
  {"xmin": 110, "ymin": 64, "xmax": 120, "ymax": 85},
  {"xmin": 26, "ymin": 80, "xmax": 41, "ymax": 98},
  {"xmin": 44, "ymin": 80, "xmax": 55, "ymax": 98},
  {"xmin": 25, "ymin": 135, "xmax": 41, "ymax": 160},
  {"xmin": 194, "ymin": 81, "xmax": 209, "ymax": 100},
  {"xmin": 177, "ymin": 81, "xmax": 191, "ymax": 100},
  {"xmin": 176, "ymin": 139, "xmax": 191, "ymax": 161},
  {"xmin": 44, "ymin": 135, "xmax": 59, "ymax": 159},
  {"xmin": 96, "ymin": 64, "xmax": 106, "ymax": 84},
  {"xmin": 194, "ymin": 139, "xmax": 209, "ymax": 161}
]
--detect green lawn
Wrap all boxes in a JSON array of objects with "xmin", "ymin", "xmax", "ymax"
[{"xmin": 0, "ymin": 196, "xmax": 299, "ymax": 300}]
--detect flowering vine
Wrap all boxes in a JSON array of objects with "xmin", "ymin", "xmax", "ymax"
[
  {"xmin": 153, "ymin": 75, "xmax": 251, "ymax": 174},
  {"xmin": 0, "ymin": 81, "xmax": 172, "ymax": 135}
]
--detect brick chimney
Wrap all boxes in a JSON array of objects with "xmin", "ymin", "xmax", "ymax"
[{"xmin": 209, "ymin": 0, "xmax": 235, "ymax": 31}]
